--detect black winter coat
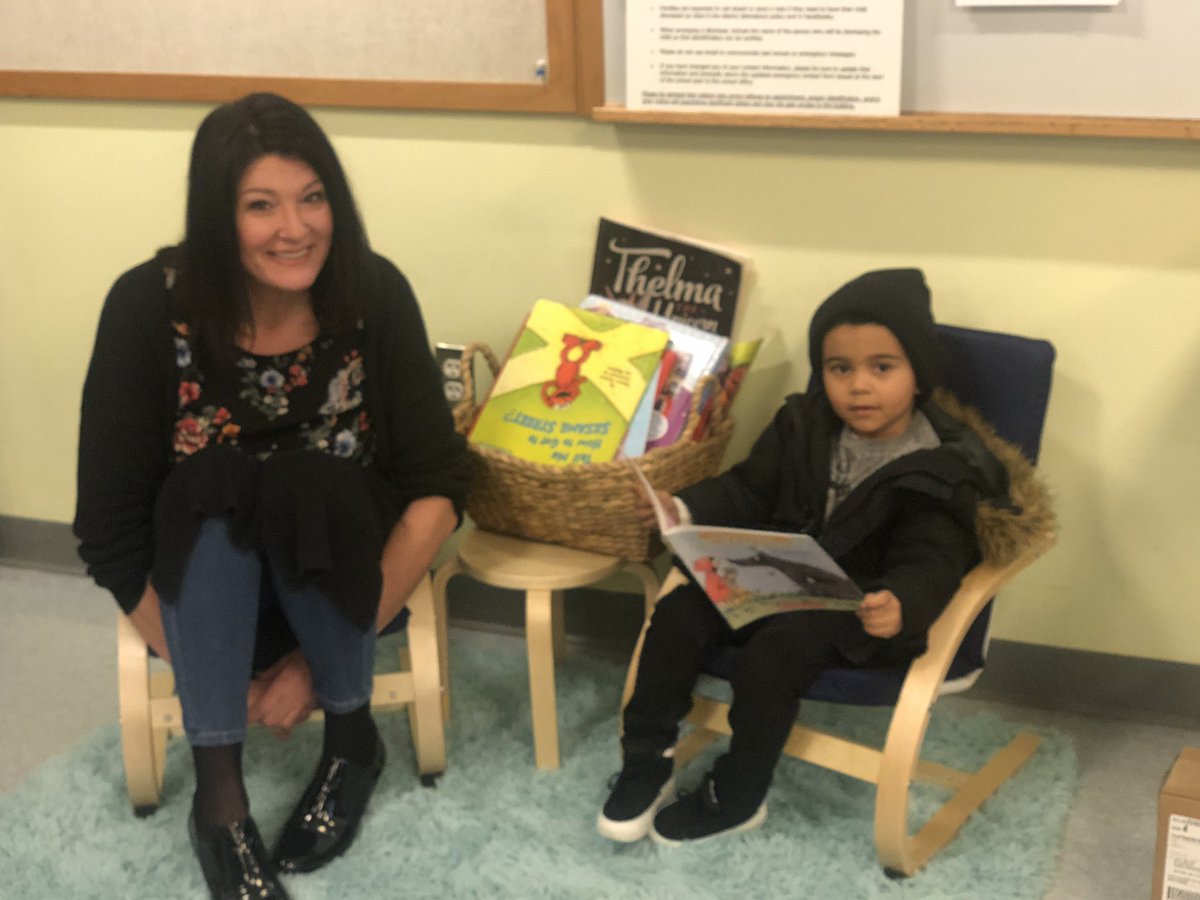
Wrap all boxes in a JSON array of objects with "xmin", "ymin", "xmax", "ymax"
[
  {"xmin": 678, "ymin": 391, "xmax": 1010, "ymax": 663},
  {"xmin": 73, "ymin": 252, "xmax": 469, "ymax": 629}
]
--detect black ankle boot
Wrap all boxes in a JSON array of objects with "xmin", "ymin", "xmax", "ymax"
[
  {"xmin": 188, "ymin": 813, "xmax": 291, "ymax": 899},
  {"xmin": 272, "ymin": 735, "xmax": 386, "ymax": 874}
]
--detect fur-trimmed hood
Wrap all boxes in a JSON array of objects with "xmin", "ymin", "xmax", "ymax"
[{"xmin": 930, "ymin": 388, "xmax": 1056, "ymax": 568}]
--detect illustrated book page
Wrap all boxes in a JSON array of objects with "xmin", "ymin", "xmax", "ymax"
[{"xmin": 633, "ymin": 466, "xmax": 862, "ymax": 630}]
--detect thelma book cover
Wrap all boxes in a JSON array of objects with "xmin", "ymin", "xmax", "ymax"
[
  {"xmin": 588, "ymin": 217, "xmax": 745, "ymax": 337},
  {"xmin": 468, "ymin": 299, "xmax": 670, "ymax": 466}
]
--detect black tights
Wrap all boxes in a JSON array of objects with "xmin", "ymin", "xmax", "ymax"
[
  {"xmin": 192, "ymin": 743, "xmax": 248, "ymax": 827},
  {"xmin": 191, "ymin": 701, "xmax": 377, "ymax": 828}
]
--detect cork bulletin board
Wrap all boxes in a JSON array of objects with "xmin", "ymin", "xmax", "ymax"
[{"xmin": 0, "ymin": 0, "xmax": 583, "ymax": 113}]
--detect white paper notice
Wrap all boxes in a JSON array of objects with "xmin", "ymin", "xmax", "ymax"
[
  {"xmin": 1162, "ymin": 814, "xmax": 1200, "ymax": 900},
  {"xmin": 626, "ymin": 2, "xmax": 905, "ymax": 116}
]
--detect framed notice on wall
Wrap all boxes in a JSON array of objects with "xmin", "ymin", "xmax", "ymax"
[{"xmin": 625, "ymin": 1, "xmax": 905, "ymax": 116}]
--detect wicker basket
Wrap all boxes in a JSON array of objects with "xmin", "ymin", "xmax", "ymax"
[{"xmin": 454, "ymin": 343, "xmax": 735, "ymax": 560}]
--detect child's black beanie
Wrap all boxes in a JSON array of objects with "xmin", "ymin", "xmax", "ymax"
[{"xmin": 807, "ymin": 268, "xmax": 942, "ymax": 395}]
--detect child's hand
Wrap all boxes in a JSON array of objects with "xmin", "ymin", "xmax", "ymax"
[
  {"xmin": 856, "ymin": 590, "xmax": 902, "ymax": 639},
  {"xmin": 632, "ymin": 486, "xmax": 679, "ymax": 530}
]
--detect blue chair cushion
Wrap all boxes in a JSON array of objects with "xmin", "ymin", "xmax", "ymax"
[{"xmin": 934, "ymin": 325, "xmax": 1055, "ymax": 463}]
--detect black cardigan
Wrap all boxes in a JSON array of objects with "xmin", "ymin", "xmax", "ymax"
[
  {"xmin": 74, "ymin": 252, "xmax": 469, "ymax": 626},
  {"xmin": 678, "ymin": 391, "xmax": 1010, "ymax": 663}
]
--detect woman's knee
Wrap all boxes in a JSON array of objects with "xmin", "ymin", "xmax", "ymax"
[
  {"xmin": 155, "ymin": 516, "xmax": 263, "ymax": 610},
  {"xmin": 152, "ymin": 445, "xmax": 260, "ymax": 602}
]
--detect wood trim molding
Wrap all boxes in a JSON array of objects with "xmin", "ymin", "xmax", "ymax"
[{"xmin": 590, "ymin": 106, "xmax": 1200, "ymax": 141}]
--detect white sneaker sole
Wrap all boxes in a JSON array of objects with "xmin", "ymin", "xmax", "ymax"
[
  {"xmin": 596, "ymin": 777, "xmax": 676, "ymax": 843},
  {"xmin": 649, "ymin": 801, "xmax": 767, "ymax": 847}
]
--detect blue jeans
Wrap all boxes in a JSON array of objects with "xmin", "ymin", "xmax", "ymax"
[{"xmin": 160, "ymin": 516, "xmax": 376, "ymax": 746}]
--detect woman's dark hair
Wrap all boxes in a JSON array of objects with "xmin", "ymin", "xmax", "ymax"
[{"xmin": 174, "ymin": 92, "xmax": 373, "ymax": 362}]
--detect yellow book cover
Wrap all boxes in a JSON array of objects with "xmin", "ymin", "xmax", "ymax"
[{"xmin": 469, "ymin": 299, "xmax": 669, "ymax": 466}]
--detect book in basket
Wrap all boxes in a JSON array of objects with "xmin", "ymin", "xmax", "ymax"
[
  {"xmin": 468, "ymin": 299, "xmax": 670, "ymax": 467},
  {"xmin": 633, "ymin": 466, "xmax": 862, "ymax": 630},
  {"xmin": 589, "ymin": 217, "xmax": 745, "ymax": 338},
  {"xmin": 579, "ymin": 295, "xmax": 730, "ymax": 451}
]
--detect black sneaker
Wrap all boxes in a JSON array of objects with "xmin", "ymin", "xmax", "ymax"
[
  {"xmin": 596, "ymin": 753, "xmax": 675, "ymax": 842},
  {"xmin": 650, "ymin": 772, "xmax": 766, "ymax": 846}
]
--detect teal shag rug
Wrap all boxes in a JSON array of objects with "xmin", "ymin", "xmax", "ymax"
[{"xmin": 0, "ymin": 631, "xmax": 1076, "ymax": 899}]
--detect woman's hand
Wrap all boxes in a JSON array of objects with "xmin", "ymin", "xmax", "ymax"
[
  {"xmin": 247, "ymin": 650, "xmax": 316, "ymax": 739},
  {"xmin": 856, "ymin": 590, "xmax": 903, "ymax": 639},
  {"xmin": 633, "ymin": 487, "xmax": 678, "ymax": 531},
  {"xmin": 127, "ymin": 582, "xmax": 171, "ymax": 661}
]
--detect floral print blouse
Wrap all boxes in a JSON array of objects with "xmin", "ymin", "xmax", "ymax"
[{"xmin": 172, "ymin": 321, "xmax": 373, "ymax": 465}]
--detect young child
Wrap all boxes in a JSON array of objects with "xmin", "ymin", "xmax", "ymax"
[{"xmin": 598, "ymin": 268, "xmax": 1020, "ymax": 845}]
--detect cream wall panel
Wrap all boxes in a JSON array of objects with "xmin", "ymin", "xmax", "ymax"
[{"xmin": 2, "ymin": 99, "xmax": 1198, "ymax": 664}]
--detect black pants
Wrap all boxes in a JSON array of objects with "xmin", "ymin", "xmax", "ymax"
[{"xmin": 623, "ymin": 581, "xmax": 868, "ymax": 807}]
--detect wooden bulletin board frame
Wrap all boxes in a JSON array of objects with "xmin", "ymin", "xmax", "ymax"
[{"xmin": 0, "ymin": 0, "xmax": 589, "ymax": 115}]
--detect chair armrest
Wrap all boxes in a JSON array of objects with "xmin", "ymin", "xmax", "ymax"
[
  {"xmin": 874, "ymin": 528, "xmax": 1055, "ymax": 872},
  {"xmin": 919, "ymin": 528, "xmax": 1056, "ymax": 689}
]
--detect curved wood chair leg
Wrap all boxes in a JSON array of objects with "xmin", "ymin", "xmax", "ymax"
[
  {"xmin": 874, "ymin": 547, "xmax": 1051, "ymax": 875},
  {"xmin": 117, "ymin": 615, "xmax": 165, "ymax": 815},
  {"xmin": 431, "ymin": 558, "xmax": 459, "ymax": 723},
  {"xmin": 873, "ymin": 653, "xmax": 950, "ymax": 876},
  {"xmin": 875, "ymin": 662, "xmax": 1041, "ymax": 877},
  {"xmin": 404, "ymin": 574, "xmax": 447, "ymax": 776}
]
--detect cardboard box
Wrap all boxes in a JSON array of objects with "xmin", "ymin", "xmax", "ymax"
[{"xmin": 1153, "ymin": 748, "xmax": 1200, "ymax": 900}]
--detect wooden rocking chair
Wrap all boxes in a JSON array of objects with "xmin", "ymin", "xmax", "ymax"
[
  {"xmin": 623, "ymin": 324, "xmax": 1056, "ymax": 876},
  {"xmin": 117, "ymin": 572, "xmax": 447, "ymax": 815}
]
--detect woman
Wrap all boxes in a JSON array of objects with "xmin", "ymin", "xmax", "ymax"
[{"xmin": 74, "ymin": 93, "xmax": 468, "ymax": 899}]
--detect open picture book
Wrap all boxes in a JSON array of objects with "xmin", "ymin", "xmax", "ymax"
[{"xmin": 632, "ymin": 466, "xmax": 863, "ymax": 630}]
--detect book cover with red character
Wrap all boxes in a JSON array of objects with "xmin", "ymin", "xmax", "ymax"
[{"xmin": 468, "ymin": 299, "xmax": 669, "ymax": 467}]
